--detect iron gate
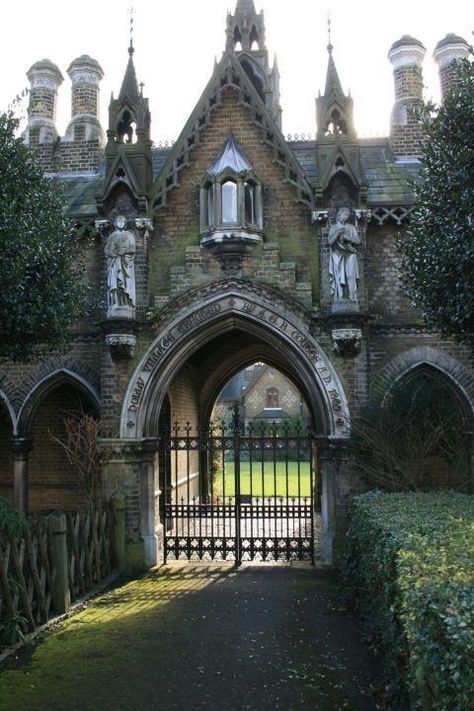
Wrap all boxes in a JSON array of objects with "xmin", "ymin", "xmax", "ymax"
[{"xmin": 161, "ymin": 417, "xmax": 316, "ymax": 564}]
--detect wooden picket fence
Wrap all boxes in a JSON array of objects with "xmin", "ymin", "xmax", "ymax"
[
  {"xmin": 0, "ymin": 503, "xmax": 116, "ymax": 645},
  {"xmin": 66, "ymin": 506, "xmax": 113, "ymax": 602}
]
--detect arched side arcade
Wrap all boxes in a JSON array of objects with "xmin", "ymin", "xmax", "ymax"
[
  {"xmin": 5, "ymin": 369, "xmax": 101, "ymax": 513},
  {"xmin": 373, "ymin": 347, "xmax": 474, "ymax": 491}
]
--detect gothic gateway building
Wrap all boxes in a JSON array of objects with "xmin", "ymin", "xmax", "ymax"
[{"xmin": 1, "ymin": 1, "xmax": 473, "ymax": 566}]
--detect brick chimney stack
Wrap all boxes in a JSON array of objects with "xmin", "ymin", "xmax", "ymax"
[
  {"xmin": 433, "ymin": 34, "xmax": 470, "ymax": 100},
  {"xmin": 388, "ymin": 35, "xmax": 426, "ymax": 159},
  {"xmin": 64, "ymin": 55, "xmax": 104, "ymax": 143},
  {"xmin": 25, "ymin": 59, "xmax": 63, "ymax": 144}
]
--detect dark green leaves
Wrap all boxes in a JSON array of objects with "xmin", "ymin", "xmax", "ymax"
[
  {"xmin": 0, "ymin": 111, "xmax": 89, "ymax": 361},
  {"xmin": 399, "ymin": 56, "xmax": 474, "ymax": 348}
]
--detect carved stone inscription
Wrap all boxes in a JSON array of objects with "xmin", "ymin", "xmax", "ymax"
[{"xmin": 123, "ymin": 295, "xmax": 349, "ymax": 436}]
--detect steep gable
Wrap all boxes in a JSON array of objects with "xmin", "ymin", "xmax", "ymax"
[{"xmin": 150, "ymin": 52, "xmax": 313, "ymax": 212}]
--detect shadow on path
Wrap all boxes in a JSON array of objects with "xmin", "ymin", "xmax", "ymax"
[{"xmin": 0, "ymin": 565, "xmax": 380, "ymax": 710}]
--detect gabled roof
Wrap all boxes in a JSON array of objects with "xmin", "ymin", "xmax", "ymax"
[
  {"xmin": 318, "ymin": 141, "xmax": 363, "ymax": 193},
  {"xmin": 359, "ymin": 140, "xmax": 419, "ymax": 205},
  {"xmin": 101, "ymin": 149, "xmax": 144, "ymax": 202},
  {"xmin": 209, "ymin": 135, "xmax": 253, "ymax": 176},
  {"xmin": 150, "ymin": 50, "xmax": 313, "ymax": 212},
  {"xmin": 55, "ymin": 173, "xmax": 103, "ymax": 219}
]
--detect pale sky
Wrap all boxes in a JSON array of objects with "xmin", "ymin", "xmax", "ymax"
[{"xmin": 2, "ymin": 0, "xmax": 472, "ymax": 142}]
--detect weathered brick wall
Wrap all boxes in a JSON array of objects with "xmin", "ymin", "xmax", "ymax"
[
  {"xmin": 366, "ymin": 224, "xmax": 419, "ymax": 319},
  {"xmin": 390, "ymin": 123, "xmax": 423, "ymax": 158},
  {"xmin": 28, "ymin": 88, "xmax": 57, "ymax": 121},
  {"xmin": 167, "ymin": 363, "xmax": 200, "ymax": 430},
  {"xmin": 369, "ymin": 329, "xmax": 473, "ymax": 381},
  {"xmin": 390, "ymin": 63, "xmax": 424, "ymax": 157},
  {"xmin": 0, "ymin": 408, "xmax": 14, "ymax": 504},
  {"xmin": 28, "ymin": 384, "xmax": 91, "ymax": 512},
  {"xmin": 167, "ymin": 242, "xmax": 312, "ymax": 306},
  {"xmin": 149, "ymin": 88, "xmax": 315, "ymax": 305},
  {"xmin": 32, "ymin": 140, "xmax": 103, "ymax": 173},
  {"xmin": 166, "ymin": 364, "xmax": 200, "ymax": 499},
  {"xmin": 71, "ymin": 84, "xmax": 99, "ymax": 117},
  {"xmin": 393, "ymin": 65, "xmax": 424, "ymax": 101}
]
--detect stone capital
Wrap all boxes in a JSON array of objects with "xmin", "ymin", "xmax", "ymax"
[
  {"xmin": 11, "ymin": 436, "xmax": 33, "ymax": 457},
  {"xmin": 332, "ymin": 328, "xmax": 363, "ymax": 357},
  {"xmin": 101, "ymin": 437, "xmax": 159, "ymax": 462},
  {"xmin": 105, "ymin": 333, "xmax": 137, "ymax": 360}
]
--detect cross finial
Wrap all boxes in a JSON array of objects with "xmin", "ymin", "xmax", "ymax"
[
  {"xmin": 129, "ymin": 6, "xmax": 135, "ymax": 54},
  {"xmin": 327, "ymin": 12, "xmax": 333, "ymax": 54}
]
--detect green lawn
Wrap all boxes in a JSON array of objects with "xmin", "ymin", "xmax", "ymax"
[{"xmin": 213, "ymin": 461, "xmax": 311, "ymax": 498}]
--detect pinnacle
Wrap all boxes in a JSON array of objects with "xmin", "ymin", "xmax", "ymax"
[
  {"xmin": 119, "ymin": 50, "xmax": 140, "ymax": 103},
  {"xmin": 324, "ymin": 51, "xmax": 344, "ymax": 97},
  {"xmin": 235, "ymin": 0, "xmax": 258, "ymax": 15}
]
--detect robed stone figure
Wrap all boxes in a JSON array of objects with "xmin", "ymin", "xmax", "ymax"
[
  {"xmin": 105, "ymin": 215, "xmax": 136, "ymax": 319},
  {"xmin": 328, "ymin": 207, "xmax": 360, "ymax": 303}
]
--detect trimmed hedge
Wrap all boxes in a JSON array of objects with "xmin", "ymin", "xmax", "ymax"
[{"xmin": 342, "ymin": 492, "xmax": 474, "ymax": 710}]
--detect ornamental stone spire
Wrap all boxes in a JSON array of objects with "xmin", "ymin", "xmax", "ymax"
[
  {"xmin": 108, "ymin": 39, "xmax": 150, "ymax": 146},
  {"xmin": 119, "ymin": 42, "xmax": 140, "ymax": 105},
  {"xmin": 225, "ymin": 0, "xmax": 281, "ymax": 127},
  {"xmin": 316, "ymin": 43, "xmax": 355, "ymax": 139},
  {"xmin": 226, "ymin": 0, "xmax": 266, "ymax": 54}
]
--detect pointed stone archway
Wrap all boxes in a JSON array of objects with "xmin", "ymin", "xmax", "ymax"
[{"xmin": 116, "ymin": 281, "xmax": 351, "ymax": 566}]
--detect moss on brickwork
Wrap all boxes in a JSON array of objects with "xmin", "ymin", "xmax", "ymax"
[{"xmin": 148, "ymin": 90, "xmax": 315, "ymax": 305}]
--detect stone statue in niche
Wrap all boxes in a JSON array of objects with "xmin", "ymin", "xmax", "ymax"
[
  {"xmin": 105, "ymin": 215, "xmax": 136, "ymax": 319},
  {"xmin": 328, "ymin": 207, "xmax": 360, "ymax": 303}
]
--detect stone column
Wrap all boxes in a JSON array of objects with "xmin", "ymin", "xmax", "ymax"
[
  {"xmin": 101, "ymin": 438, "xmax": 162, "ymax": 569},
  {"xmin": 317, "ymin": 439, "xmax": 347, "ymax": 566},
  {"xmin": 12, "ymin": 437, "xmax": 32, "ymax": 514},
  {"xmin": 139, "ymin": 439, "xmax": 162, "ymax": 567}
]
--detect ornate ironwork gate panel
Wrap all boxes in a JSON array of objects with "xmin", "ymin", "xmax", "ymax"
[{"xmin": 162, "ymin": 419, "xmax": 316, "ymax": 564}]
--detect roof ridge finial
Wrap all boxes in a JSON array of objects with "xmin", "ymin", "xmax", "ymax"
[
  {"xmin": 327, "ymin": 11, "xmax": 333, "ymax": 54},
  {"xmin": 129, "ymin": 5, "xmax": 135, "ymax": 55}
]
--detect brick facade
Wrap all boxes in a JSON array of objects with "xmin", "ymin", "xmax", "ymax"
[{"xmin": 1, "ymin": 6, "xmax": 472, "ymax": 567}]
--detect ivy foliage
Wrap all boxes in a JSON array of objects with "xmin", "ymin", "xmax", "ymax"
[
  {"xmin": 0, "ymin": 497, "xmax": 27, "ymax": 537},
  {"xmin": 342, "ymin": 492, "xmax": 474, "ymax": 710},
  {"xmin": 400, "ymin": 55, "xmax": 474, "ymax": 347},
  {"xmin": 0, "ymin": 111, "xmax": 89, "ymax": 362}
]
